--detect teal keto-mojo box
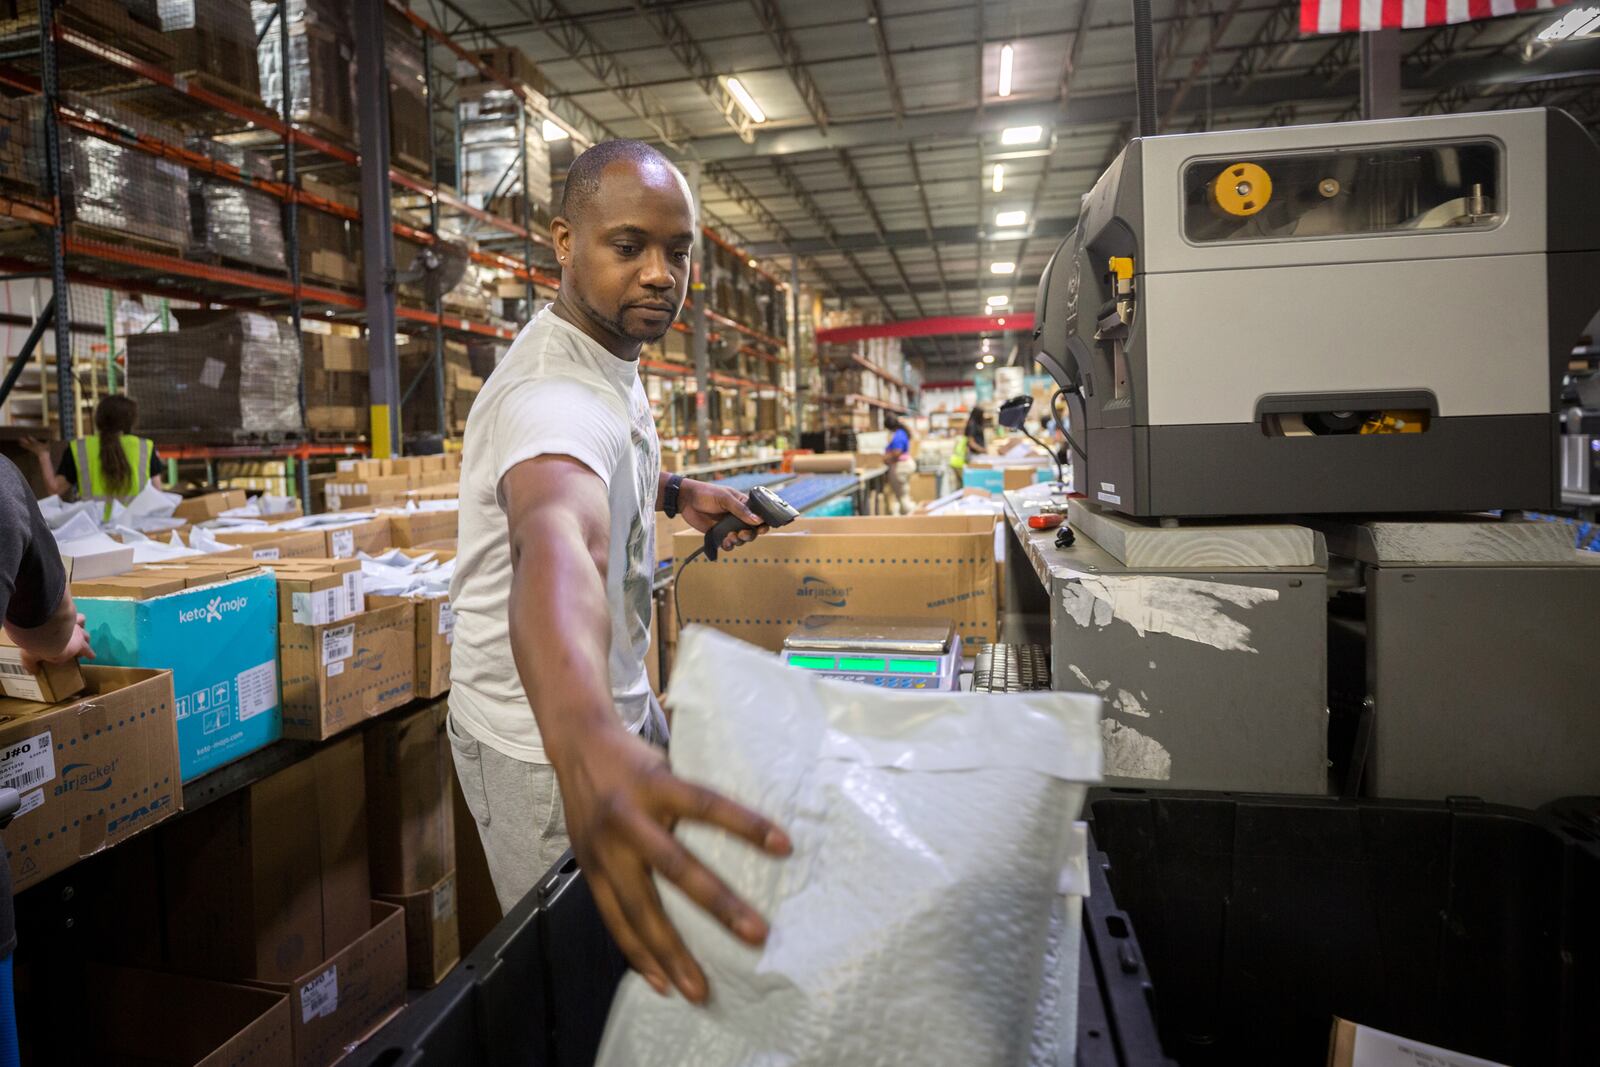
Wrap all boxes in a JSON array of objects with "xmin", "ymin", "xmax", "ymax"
[{"xmin": 77, "ymin": 572, "xmax": 281, "ymax": 781}]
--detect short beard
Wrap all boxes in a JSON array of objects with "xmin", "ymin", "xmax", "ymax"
[{"xmin": 575, "ymin": 289, "xmax": 676, "ymax": 343}]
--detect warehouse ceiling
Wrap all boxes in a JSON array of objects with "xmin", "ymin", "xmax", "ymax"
[{"xmin": 430, "ymin": 0, "xmax": 1600, "ymax": 372}]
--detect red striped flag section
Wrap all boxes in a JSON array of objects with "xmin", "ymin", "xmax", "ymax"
[{"xmin": 1301, "ymin": 0, "xmax": 1569, "ymax": 34}]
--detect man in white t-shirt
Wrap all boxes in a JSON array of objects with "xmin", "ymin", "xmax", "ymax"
[{"xmin": 448, "ymin": 139, "xmax": 791, "ymax": 1006}]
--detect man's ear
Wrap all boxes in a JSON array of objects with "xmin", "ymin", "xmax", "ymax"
[{"xmin": 551, "ymin": 215, "xmax": 573, "ymax": 266}]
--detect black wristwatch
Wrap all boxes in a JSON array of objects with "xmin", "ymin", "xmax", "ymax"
[{"xmin": 662, "ymin": 473, "xmax": 685, "ymax": 519}]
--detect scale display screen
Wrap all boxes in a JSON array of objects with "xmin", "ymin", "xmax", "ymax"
[{"xmin": 787, "ymin": 654, "xmax": 940, "ymax": 675}]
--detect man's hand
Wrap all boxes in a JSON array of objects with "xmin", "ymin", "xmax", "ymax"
[
  {"xmin": 19, "ymin": 613, "xmax": 93, "ymax": 673},
  {"xmin": 559, "ymin": 727, "xmax": 791, "ymax": 1004},
  {"xmin": 677, "ymin": 480, "xmax": 767, "ymax": 552}
]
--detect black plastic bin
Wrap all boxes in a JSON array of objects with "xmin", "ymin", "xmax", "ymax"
[
  {"xmin": 345, "ymin": 841, "xmax": 1172, "ymax": 1066},
  {"xmin": 1088, "ymin": 791, "xmax": 1600, "ymax": 1067}
]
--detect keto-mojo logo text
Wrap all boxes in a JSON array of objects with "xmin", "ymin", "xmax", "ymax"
[
  {"xmin": 797, "ymin": 576, "xmax": 851, "ymax": 608},
  {"xmin": 179, "ymin": 594, "xmax": 249, "ymax": 624}
]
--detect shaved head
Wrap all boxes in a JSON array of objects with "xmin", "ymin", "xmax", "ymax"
[
  {"xmin": 559, "ymin": 139, "xmax": 689, "ymax": 222},
  {"xmin": 549, "ymin": 139, "xmax": 697, "ymax": 359}
]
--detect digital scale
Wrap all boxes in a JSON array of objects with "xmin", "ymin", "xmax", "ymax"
[{"xmin": 781, "ymin": 616, "xmax": 963, "ymax": 691}]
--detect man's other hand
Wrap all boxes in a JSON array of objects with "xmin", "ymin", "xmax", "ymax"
[
  {"xmin": 17, "ymin": 613, "xmax": 94, "ymax": 673},
  {"xmin": 677, "ymin": 480, "xmax": 768, "ymax": 551},
  {"xmin": 560, "ymin": 728, "xmax": 791, "ymax": 1004}
]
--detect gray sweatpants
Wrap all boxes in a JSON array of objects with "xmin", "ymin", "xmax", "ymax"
[{"xmin": 447, "ymin": 701, "xmax": 668, "ymax": 915}]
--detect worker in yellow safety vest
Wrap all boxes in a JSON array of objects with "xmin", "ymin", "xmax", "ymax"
[
  {"xmin": 948, "ymin": 407, "xmax": 988, "ymax": 473},
  {"xmin": 22, "ymin": 395, "xmax": 163, "ymax": 520}
]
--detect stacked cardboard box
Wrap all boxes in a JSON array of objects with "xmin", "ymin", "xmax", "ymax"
[
  {"xmin": 0, "ymin": 92, "xmax": 33, "ymax": 197},
  {"xmin": 303, "ymin": 328, "xmax": 368, "ymax": 432},
  {"xmin": 160, "ymin": 735, "xmax": 407, "ymax": 1067},
  {"xmin": 399, "ymin": 342, "xmax": 482, "ymax": 436},
  {"xmin": 366, "ymin": 700, "xmax": 460, "ymax": 987},
  {"xmin": 187, "ymin": 137, "xmax": 284, "ymax": 270},
  {"xmin": 252, "ymin": 0, "xmax": 355, "ymax": 143},
  {"xmin": 297, "ymin": 172, "xmax": 361, "ymax": 287},
  {"xmin": 29, "ymin": 92, "xmax": 189, "ymax": 250},
  {"xmin": 324, "ymin": 454, "xmax": 461, "ymax": 511},
  {"xmin": 386, "ymin": 10, "xmax": 429, "ymax": 175},
  {"xmin": 458, "ymin": 86, "xmax": 553, "ymax": 219},
  {"xmin": 0, "ymin": 666, "xmax": 180, "ymax": 892},
  {"xmin": 128, "ymin": 310, "xmax": 304, "ymax": 436},
  {"xmin": 157, "ymin": 0, "xmax": 261, "ymax": 101},
  {"xmin": 73, "ymin": 563, "xmax": 280, "ymax": 782},
  {"xmin": 62, "ymin": 965, "xmax": 292, "ymax": 1065}
]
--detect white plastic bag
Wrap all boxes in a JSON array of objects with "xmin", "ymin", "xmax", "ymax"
[{"xmin": 596, "ymin": 627, "xmax": 1102, "ymax": 1067}]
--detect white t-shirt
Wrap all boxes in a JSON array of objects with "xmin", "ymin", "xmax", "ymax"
[{"xmin": 449, "ymin": 306, "xmax": 659, "ymax": 763}]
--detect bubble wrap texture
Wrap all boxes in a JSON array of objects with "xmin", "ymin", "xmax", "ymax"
[{"xmin": 596, "ymin": 628, "xmax": 1102, "ymax": 1067}]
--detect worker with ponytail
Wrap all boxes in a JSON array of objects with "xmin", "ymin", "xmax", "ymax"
[{"xmin": 22, "ymin": 395, "xmax": 164, "ymax": 519}]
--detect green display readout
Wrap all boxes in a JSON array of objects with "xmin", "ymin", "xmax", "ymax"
[
  {"xmin": 788, "ymin": 655, "xmax": 837, "ymax": 670},
  {"xmin": 888, "ymin": 658, "xmax": 940, "ymax": 675},
  {"xmin": 839, "ymin": 657, "xmax": 887, "ymax": 672}
]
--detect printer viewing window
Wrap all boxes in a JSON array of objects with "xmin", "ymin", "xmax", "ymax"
[{"xmin": 1182, "ymin": 140, "xmax": 1502, "ymax": 244}]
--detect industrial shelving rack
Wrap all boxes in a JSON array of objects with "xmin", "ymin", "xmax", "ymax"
[{"xmin": 0, "ymin": 0, "xmax": 799, "ymax": 502}]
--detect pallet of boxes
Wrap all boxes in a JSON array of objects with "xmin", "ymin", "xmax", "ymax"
[{"xmin": 324, "ymin": 454, "xmax": 462, "ymax": 512}]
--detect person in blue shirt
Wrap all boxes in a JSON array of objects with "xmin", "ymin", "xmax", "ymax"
[{"xmin": 883, "ymin": 414, "xmax": 915, "ymax": 515}]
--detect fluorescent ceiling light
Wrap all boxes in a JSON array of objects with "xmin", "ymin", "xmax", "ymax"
[
  {"xmin": 981, "ymin": 338, "xmax": 990, "ymax": 351},
  {"xmin": 1536, "ymin": 6, "xmax": 1600, "ymax": 42},
  {"xmin": 1001, "ymin": 124, "xmax": 1042, "ymax": 145},
  {"xmin": 726, "ymin": 77, "xmax": 767, "ymax": 123},
  {"xmin": 990, "ymin": 261, "xmax": 1016, "ymax": 275},
  {"xmin": 975, "ymin": 361, "xmax": 985, "ymax": 370},
  {"xmin": 983, "ymin": 353, "xmax": 995, "ymax": 364},
  {"xmin": 747, "ymin": 258, "xmax": 758, "ymax": 268},
  {"xmin": 991, "ymin": 163, "xmax": 1005, "ymax": 193},
  {"xmin": 994, "ymin": 209, "xmax": 1027, "ymax": 227},
  {"xmin": 986, "ymin": 294, "xmax": 1010, "ymax": 308},
  {"xmin": 998, "ymin": 44, "xmax": 1014, "ymax": 97},
  {"xmin": 541, "ymin": 119, "xmax": 569, "ymax": 141}
]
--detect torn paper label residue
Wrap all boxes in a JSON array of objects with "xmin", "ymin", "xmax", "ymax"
[
  {"xmin": 1101, "ymin": 720, "xmax": 1172, "ymax": 780},
  {"xmin": 1067, "ymin": 665, "xmax": 1111, "ymax": 693},
  {"xmin": 1061, "ymin": 575, "xmax": 1277, "ymax": 653},
  {"xmin": 1114, "ymin": 690, "xmax": 1149, "ymax": 718}
]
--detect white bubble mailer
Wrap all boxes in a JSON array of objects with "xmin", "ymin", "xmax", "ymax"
[{"xmin": 596, "ymin": 627, "xmax": 1103, "ymax": 1067}]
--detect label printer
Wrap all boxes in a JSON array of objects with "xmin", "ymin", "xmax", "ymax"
[{"xmin": 1032, "ymin": 108, "xmax": 1600, "ymax": 518}]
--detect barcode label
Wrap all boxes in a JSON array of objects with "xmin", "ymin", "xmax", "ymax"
[
  {"xmin": 15, "ymin": 788, "xmax": 42, "ymax": 819},
  {"xmin": 300, "ymin": 966, "xmax": 338, "ymax": 1023},
  {"xmin": 323, "ymin": 623, "xmax": 355, "ymax": 665},
  {"xmin": 0, "ymin": 661, "xmax": 28, "ymax": 676},
  {"xmin": 0, "ymin": 730, "xmax": 54, "ymax": 793},
  {"xmin": 438, "ymin": 602, "xmax": 455, "ymax": 637},
  {"xmin": 343, "ymin": 571, "xmax": 364, "ymax": 616},
  {"xmin": 252, "ymin": 547, "xmax": 281, "ymax": 561},
  {"xmin": 236, "ymin": 660, "xmax": 277, "ymax": 721},
  {"xmin": 330, "ymin": 529, "xmax": 355, "ymax": 558},
  {"xmin": 293, "ymin": 588, "xmax": 341, "ymax": 627},
  {"xmin": 433, "ymin": 875, "xmax": 456, "ymax": 921}
]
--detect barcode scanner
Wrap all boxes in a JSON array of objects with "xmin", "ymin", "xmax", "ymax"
[{"xmin": 704, "ymin": 485, "xmax": 798, "ymax": 561}]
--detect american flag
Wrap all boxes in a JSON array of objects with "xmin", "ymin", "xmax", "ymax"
[{"xmin": 1301, "ymin": 0, "xmax": 1569, "ymax": 34}]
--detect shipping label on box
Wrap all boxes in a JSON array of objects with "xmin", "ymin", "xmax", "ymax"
[
  {"xmin": 0, "ymin": 667, "xmax": 180, "ymax": 892},
  {"xmin": 323, "ymin": 518, "xmax": 391, "ymax": 559},
  {"xmin": 378, "ymin": 870, "xmax": 460, "ymax": 989},
  {"xmin": 77, "ymin": 572, "xmax": 281, "ymax": 782},
  {"xmin": 264, "ymin": 902, "xmax": 407, "ymax": 1067},
  {"xmin": 672, "ymin": 516, "xmax": 1000, "ymax": 651},
  {"xmin": 280, "ymin": 604, "xmax": 414, "ymax": 741}
]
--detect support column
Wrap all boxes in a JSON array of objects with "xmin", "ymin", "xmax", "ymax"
[
  {"xmin": 788, "ymin": 254, "xmax": 801, "ymax": 445},
  {"xmin": 685, "ymin": 161, "xmax": 711, "ymax": 465},
  {"xmin": 354, "ymin": 0, "xmax": 401, "ymax": 458},
  {"xmin": 39, "ymin": 0, "xmax": 74, "ymax": 438},
  {"xmin": 1360, "ymin": 29, "xmax": 1401, "ymax": 120}
]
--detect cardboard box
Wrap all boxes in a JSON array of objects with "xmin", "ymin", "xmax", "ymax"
[
  {"xmin": 268, "ymin": 562, "xmax": 364, "ymax": 627},
  {"xmin": 321, "ymin": 518, "xmax": 392, "ymax": 559},
  {"xmin": 364, "ymin": 699, "xmax": 454, "ymax": 895},
  {"xmin": 77, "ymin": 964, "xmax": 293, "ymax": 1067},
  {"xmin": 0, "ymin": 640, "xmax": 84, "ymax": 702},
  {"xmin": 672, "ymin": 515, "xmax": 1000, "ymax": 651},
  {"xmin": 307, "ymin": 405, "xmax": 364, "ymax": 433},
  {"xmin": 387, "ymin": 509, "xmax": 459, "ymax": 548},
  {"xmin": 212, "ymin": 528, "xmax": 331, "ymax": 561},
  {"xmin": 76, "ymin": 570, "xmax": 281, "ymax": 782},
  {"xmin": 656, "ymin": 512, "xmax": 691, "ymax": 566},
  {"xmin": 163, "ymin": 734, "xmax": 371, "ymax": 985},
  {"xmin": 279, "ymin": 603, "xmax": 414, "ymax": 741},
  {"xmin": 1327, "ymin": 1018, "xmax": 1507, "ymax": 1067},
  {"xmin": 172, "ymin": 490, "xmax": 249, "ymax": 522},
  {"xmin": 378, "ymin": 870, "xmax": 459, "ymax": 989},
  {"xmin": 910, "ymin": 471, "xmax": 941, "ymax": 503},
  {"xmin": 0, "ymin": 666, "xmax": 180, "ymax": 892},
  {"xmin": 260, "ymin": 901, "xmax": 407, "ymax": 1067}
]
